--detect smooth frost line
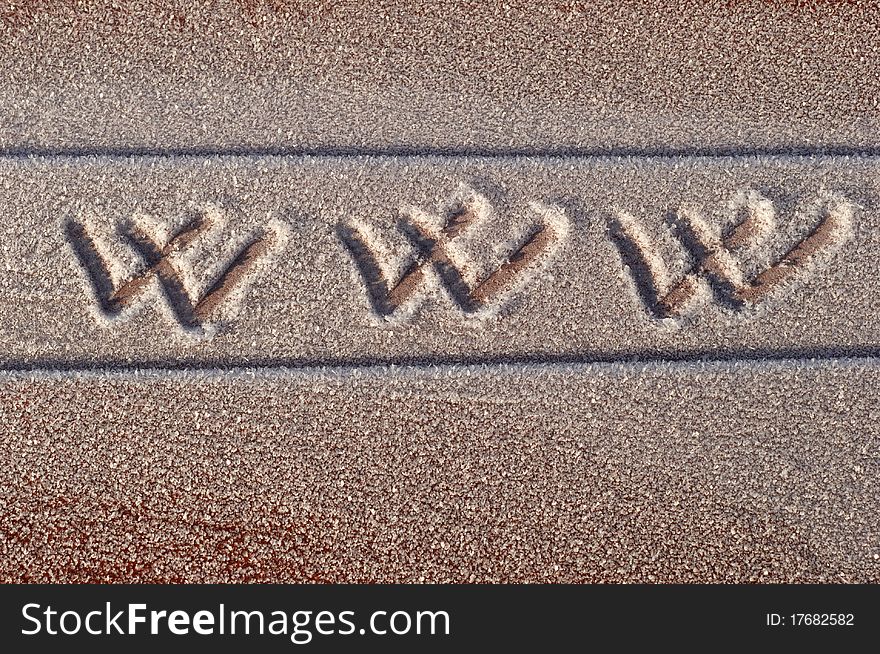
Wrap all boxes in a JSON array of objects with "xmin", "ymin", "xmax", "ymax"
[
  {"xmin": 1, "ymin": 351, "xmax": 880, "ymax": 379},
  {"xmin": 4, "ymin": 147, "xmax": 880, "ymax": 161}
]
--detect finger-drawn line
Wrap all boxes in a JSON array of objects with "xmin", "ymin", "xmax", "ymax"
[
  {"xmin": 735, "ymin": 201, "xmax": 850, "ymax": 303},
  {"xmin": 607, "ymin": 213, "xmax": 699, "ymax": 319},
  {"xmin": 3, "ymin": 346, "xmax": 880, "ymax": 375}
]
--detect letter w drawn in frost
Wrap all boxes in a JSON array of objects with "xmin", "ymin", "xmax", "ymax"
[
  {"xmin": 64, "ymin": 204, "xmax": 286, "ymax": 333},
  {"xmin": 337, "ymin": 187, "xmax": 571, "ymax": 319},
  {"xmin": 608, "ymin": 190, "xmax": 855, "ymax": 319}
]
